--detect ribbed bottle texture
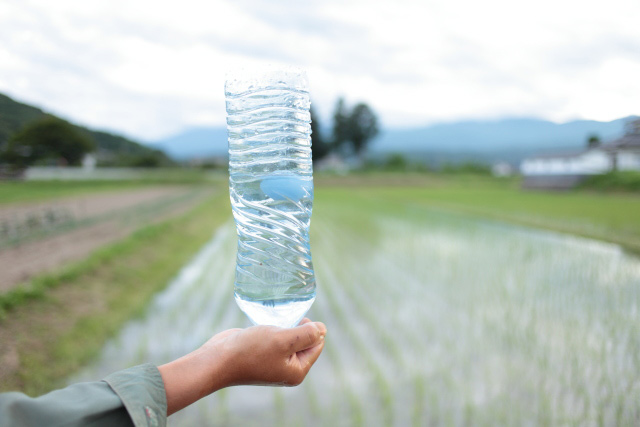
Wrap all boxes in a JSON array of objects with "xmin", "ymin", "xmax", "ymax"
[{"xmin": 225, "ymin": 68, "xmax": 315, "ymax": 328}]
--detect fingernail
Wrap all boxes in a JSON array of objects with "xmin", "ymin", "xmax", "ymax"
[{"xmin": 315, "ymin": 322, "xmax": 327, "ymax": 336}]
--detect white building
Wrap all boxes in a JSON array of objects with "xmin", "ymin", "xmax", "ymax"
[
  {"xmin": 82, "ymin": 153, "xmax": 97, "ymax": 170},
  {"xmin": 520, "ymin": 119, "xmax": 640, "ymax": 188},
  {"xmin": 491, "ymin": 161, "xmax": 514, "ymax": 177},
  {"xmin": 520, "ymin": 149, "xmax": 612, "ymax": 176}
]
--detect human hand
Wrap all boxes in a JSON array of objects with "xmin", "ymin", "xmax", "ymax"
[
  {"xmin": 201, "ymin": 317, "xmax": 327, "ymax": 387},
  {"xmin": 159, "ymin": 318, "xmax": 326, "ymax": 415}
]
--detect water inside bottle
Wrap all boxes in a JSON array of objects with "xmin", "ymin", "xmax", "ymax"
[{"xmin": 230, "ymin": 172, "xmax": 316, "ymax": 328}]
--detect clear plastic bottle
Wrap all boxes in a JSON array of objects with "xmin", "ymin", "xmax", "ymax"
[{"xmin": 225, "ymin": 67, "xmax": 315, "ymax": 328}]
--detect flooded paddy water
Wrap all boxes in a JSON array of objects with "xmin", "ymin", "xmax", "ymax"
[{"xmin": 72, "ymin": 192, "xmax": 640, "ymax": 426}]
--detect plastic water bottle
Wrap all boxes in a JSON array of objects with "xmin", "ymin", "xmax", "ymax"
[{"xmin": 225, "ymin": 67, "xmax": 316, "ymax": 328}]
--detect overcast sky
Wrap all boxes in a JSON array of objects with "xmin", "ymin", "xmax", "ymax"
[{"xmin": 1, "ymin": 0, "xmax": 639, "ymax": 141}]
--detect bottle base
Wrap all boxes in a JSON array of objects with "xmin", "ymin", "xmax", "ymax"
[{"xmin": 235, "ymin": 294, "xmax": 315, "ymax": 328}]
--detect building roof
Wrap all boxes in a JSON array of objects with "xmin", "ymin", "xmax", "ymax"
[
  {"xmin": 524, "ymin": 119, "xmax": 640, "ymax": 162},
  {"xmin": 525, "ymin": 149, "xmax": 586, "ymax": 161},
  {"xmin": 601, "ymin": 133, "xmax": 640, "ymax": 151}
]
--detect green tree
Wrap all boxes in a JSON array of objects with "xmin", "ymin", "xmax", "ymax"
[
  {"xmin": 587, "ymin": 133, "xmax": 601, "ymax": 149},
  {"xmin": 310, "ymin": 106, "xmax": 331, "ymax": 162},
  {"xmin": 384, "ymin": 153, "xmax": 408, "ymax": 170},
  {"xmin": 1, "ymin": 117, "xmax": 95, "ymax": 167},
  {"xmin": 347, "ymin": 102, "xmax": 379, "ymax": 159},
  {"xmin": 331, "ymin": 97, "xmax": 350, "ymax": 152},
  {"xmin": 126, "ymin": 151, "xmax": 165, "ymax": 168}
]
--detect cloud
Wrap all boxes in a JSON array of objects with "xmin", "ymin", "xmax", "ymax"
[{"xmin": 0, "ymin": 0, "xmax": 639, "ymax": 140}]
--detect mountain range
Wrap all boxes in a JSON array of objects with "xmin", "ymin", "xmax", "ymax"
[
  {"xmin": 1, "ymin": 91, "xmax": 633, "ymax": 166},
  {"xmin": 151, "ymin": 116, "xmax": 634, "ymax": 165}
]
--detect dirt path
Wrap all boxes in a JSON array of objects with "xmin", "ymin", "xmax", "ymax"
[
  {"xmin": 0, "ymin": 187, "xmax": 183, "ymax": 222},
  {"xmin": 0, "ymin": 186, "xmax": 212, "ymax": 293}
]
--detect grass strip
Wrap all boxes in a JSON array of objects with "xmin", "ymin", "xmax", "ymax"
[
  {"xmin": 580, "ymin": 171, "xmax": 640, "ymax": 193},
  {"xmin": 317, "ymin": 177, "xmax": 640, "ymax": 254},
  {"xmin": 0, "ymin": 193, "xmax": 231, "ymax": 395},
  {"xmin": 0, "ymin": 180, "xmax": 151, "ymax": 205},
  {"xmin": 0, "ymin": 172, "xmax": 225, "ymax": 206}
]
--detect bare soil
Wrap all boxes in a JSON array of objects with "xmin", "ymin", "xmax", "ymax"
[{"xmin": 0, "ymin": 186, "xmax": 210, "ymax": 293}]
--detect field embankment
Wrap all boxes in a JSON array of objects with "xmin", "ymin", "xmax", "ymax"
[
  {"xmin": 0, "ymin": 177, "xmax": 230, "ymax": 395},
  {"xmin": 0, "ymin": 185, "xmax": 212, "ymax": 292}
]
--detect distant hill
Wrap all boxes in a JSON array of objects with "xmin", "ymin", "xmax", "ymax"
[
  {"xmin": 151, "ymin": 116, "xmax": 635, "ymax": 165},
  {"xmin": 151, "ymin": 127, "xmax": 228, "ymax": 160},
  {"xmin": 369, "ymin": 116, "xmax": 637, "ymax": 166},
  {"xmin": 371, "ymin": 117, "xmax": 631, "ymax": 154},
  {"xmin": 0, "ymin": 94, "xmax": 46, "ymax": 146},
  {"xmin": 0, "ymin": 92, "xmax": 172, "ymax": 165}
]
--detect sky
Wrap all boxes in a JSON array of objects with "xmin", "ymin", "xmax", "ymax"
[{"xmin": 0, "ymin": 0, "xmax": 639, "ymax": 142}]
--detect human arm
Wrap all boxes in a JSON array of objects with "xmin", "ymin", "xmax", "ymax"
[
  {"xmin": 158, "ymin": 318, "xmax": 327, "ymax": 415},
  {"xmin": 0, "ymin": 318, "xmax": 326, "ymax": 426},
  {"xmin": 0, "ymin": 364, "xmax": 163, "ymax": 427}
]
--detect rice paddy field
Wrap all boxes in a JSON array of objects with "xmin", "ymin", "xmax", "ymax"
[{"xmin": 71, "ymin": 183, "xmax": 640, "ymax": 426}]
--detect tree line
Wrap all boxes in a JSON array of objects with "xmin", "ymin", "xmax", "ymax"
[
  {"xmin": 0, "ymin": 93, "xmax": 173, "ymax": 170},
  {"xmin": 310, "ymin": 97, "xmax": 379, "ymax": 163},
  {"xmin": 0, "ymin": 92, "xmax": 380, "ymax": 170},
  {"xmin": 0, "ymin": 117, "xmax": 172, "ymax": 169}
]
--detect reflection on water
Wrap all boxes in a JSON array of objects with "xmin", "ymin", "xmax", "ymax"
[{"xmin": 72, "ymin": 206, "xmax": 640, "ymax": 426}]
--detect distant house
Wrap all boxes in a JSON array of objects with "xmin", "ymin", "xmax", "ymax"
[
  {"xmin": 491, "ymin": 162, "xmax": 514, "ymax": 177},
  {"xmin": 82, "ymin": 153, "xmax": 97, "ymax": 170},
  {"xmin": 520, "ymin": 119, "xmax": 640, "ymax": 189},
  {"xmin": 603, "ymin": 119, "xmax": 640, "ymax": 171},
  {"xmin": 314, "ymin": 152, "xmax": 350, "ymax": 174}
]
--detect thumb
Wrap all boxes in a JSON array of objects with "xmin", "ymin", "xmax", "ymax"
[{"xmin": 282, "ymin": 322, "xmax": 327, "ymax": 354}]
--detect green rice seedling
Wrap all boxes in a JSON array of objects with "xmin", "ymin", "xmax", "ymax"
[
  {"xmin": 320, "ymin": 264, "xmax": 395, "ymax": 425},
  {"xmin": 302, "ymin": 377, "xmax": 321, "ymax": 420},
  {"xmin": 411, "ymin": 374, "xmax": 426, "ymax": 427},
  {"xmin": 273, "ymin": 388, "xmax": 286, "ymax": 425},
  {"xmin": 310, "ymin": 288, "xmax": 366, "ymax": 426}
]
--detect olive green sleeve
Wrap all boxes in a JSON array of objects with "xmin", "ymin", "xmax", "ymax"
[
  {"xmin": 104, "ymin": 363, "xmax": 167, "ymax": 427},
  {"xmin": 0, "ymin": 364, "xmax": 167, "ymax": 427}
]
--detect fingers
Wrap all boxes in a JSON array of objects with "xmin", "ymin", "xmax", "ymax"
[
  {"xmin": 296, "ymin": 338, "xmax": 325, "ymax": 369},
  {"xmin": 282, "ymin": 321, "xmax": 327, "ymax": 354}
]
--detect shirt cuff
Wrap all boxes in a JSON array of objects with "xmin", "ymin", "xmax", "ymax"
[{"xmin": 104, "ymin": 363, "xmax": 167, "ymax": 427}]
